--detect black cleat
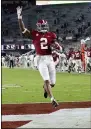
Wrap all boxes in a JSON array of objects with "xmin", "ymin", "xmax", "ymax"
[
  {"xmin": 44, "ymin": 91, "xmax": 48, "ymax": 98},
  {"xmin": 52, "ymin": 99, "xmax": 59, "ymax": 108}
]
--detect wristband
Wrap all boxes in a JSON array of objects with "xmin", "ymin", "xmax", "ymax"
[
  {"xmin": 22, "ymin": 28, "xmax": 27, "ymax": 34},
  {"xmin": 18, "ymin": 15, "xmax": 22, "ymax": 19}
]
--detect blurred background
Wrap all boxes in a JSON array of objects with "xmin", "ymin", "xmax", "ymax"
[
  {"xmin": 1, "ymin": 0, "xmax": 91, "ymax": 56},
  {"xmin": 1, "ymin": 1, "xmax": 91, "ymax": 73}
]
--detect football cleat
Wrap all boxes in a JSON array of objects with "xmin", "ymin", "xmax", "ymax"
[{"xmin": 52, "ymin": 99, "xmax": 59, "ymax": 108}]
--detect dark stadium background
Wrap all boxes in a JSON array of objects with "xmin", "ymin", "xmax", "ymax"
[{"xmin": 1, "ymin": 1, "xmax": 91, "ymax": 56}]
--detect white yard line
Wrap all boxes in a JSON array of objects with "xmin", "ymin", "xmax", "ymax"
[
  {"xmin": 2, "ymin": 84, "xmax": 22, "ymax": 89},
  {"xmin": 2, "ymin": 108, "xmax": 91, "ymax": 128},
  {"xmin": 19, "ymin": 108, "xmax": 91, "ymax": 128}
]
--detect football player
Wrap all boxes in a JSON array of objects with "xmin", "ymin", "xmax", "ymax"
[
  {"xmin": 16, "ymin": 6, "xmax": 62, "ymax": 108},
  {"xmin": 74, "ymin": 48, "xmax": 82, "ymax": 73},
  {"xmin": 67, "ymin": 48, "xmax": 75, "ymax": 73},
  {"xmin": 86, "ymin": 47, "xmax": 91, "ymax": 72},
  {"xmin": 60, "ymin": 52, "xmax": 67, "ymax": 72}
]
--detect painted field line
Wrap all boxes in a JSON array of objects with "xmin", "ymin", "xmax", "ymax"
[
  {"xmin": 3, "ymin": 86, "xmax": 21, "ymax": 88},
  {"xmin": 2, "ymin": 108, "xmax": 91, "ymax": 122},
  {"xmin": 2, "ymin": 84, "xmax": 22, "ymax": 88},
  {"xmin": 2, "ymin": 88, "xmax": 6, "ymax": 90},
  {"xmin": 23, "ymin": 88, "xmax": 90, "ymax": 93}
]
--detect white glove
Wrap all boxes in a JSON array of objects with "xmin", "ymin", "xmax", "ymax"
[
  {"xmin": 81, "ymin": 39, "xmax": 85, "ymax": 44},
  {"xmin": 16, "ymin": 6, "xmax": 22, "ymax": 19}
]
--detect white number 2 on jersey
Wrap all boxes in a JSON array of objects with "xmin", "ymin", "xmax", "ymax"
[{"xmin": 40, "ymin": 38, "xmax": 48, "ymax": 49}]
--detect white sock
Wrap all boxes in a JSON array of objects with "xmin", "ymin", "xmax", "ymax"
[{"xmin": 51, "ymin": 97, "xmax": 54, "ymax": 102}]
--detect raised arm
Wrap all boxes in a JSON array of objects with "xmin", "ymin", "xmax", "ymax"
[{"xmin": 16, "ymin": 6, "xmax": 31, "ymax": 37}]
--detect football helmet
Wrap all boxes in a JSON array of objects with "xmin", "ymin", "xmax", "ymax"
[{"xmin": 36, "ymin": 20, "xmax": 49, "ymax": 33}]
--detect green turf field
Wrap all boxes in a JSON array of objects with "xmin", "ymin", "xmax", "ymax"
[{"xmin": 2, "ymin": 68, "xmax": 91, "ymax": 104}]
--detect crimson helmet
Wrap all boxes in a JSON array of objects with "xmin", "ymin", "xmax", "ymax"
[{"xmin": 36, "ymin": 20, "xmax": 49, "ymax": 33}]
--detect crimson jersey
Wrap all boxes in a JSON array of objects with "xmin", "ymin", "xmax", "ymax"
[
  {"xmin": 52, "ymin": 51, "xmax": 59, "ymax": 62},
  {"xmin": 67, "ymin": 51, "xmax": 75, "ymax": 60},
  {"xmin": 74, "ymin": 51, "xmax": 81, "ymax": 60},
  {"xmin": 31, "ymin": 30, "xmax": 57, "ymax": 55},
  {"xmin": 86, "ymin": 48, "xmax": 91, "ymax": 57}
]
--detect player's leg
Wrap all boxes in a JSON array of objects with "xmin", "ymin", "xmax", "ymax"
[
  {"xmin": 48, "ymin": 61, "xmax": 56, "ymax": 87},
  {"xmin": 58, "ymin": 58, "xmax": 61, "ymax": 72},
  {"xmin": 71, "ymin": 60, "xmax": 75, "ymax": 72},
  {"xmin": 87, "ymin": 58, "xmax": 91, "ymax": 72},
  {"xmin": 38, "ymin": 61, "xmax": 54, "ymax": 100},
  {"xmin": 34, "ymin": 56, "xmax": 38, "ymax": 69},
  {"xmin": 78, "ymin": 60, "xmax": 82, "ymax": 73},
  {"xmin": 12, "ymin": 60, "xmax": 14, "ymax": 68},
  {"xmin": 11, "ymin": 60, "xmax": 13, "ymax": 68},
  {"xmin": 31, "ymin": 60, "xmax": 34, "ymax": 69},
  {"xmin": 89, "ymin": 58, "xmax": 91, "ymax": 72},
  {"xmin": 9, "ymin": 60, "xmax": 11, "ymax": 68},
  {"xmin": 75, "ymin": 60, "xmax": 78, "ymax": 72},
  {"xmin": 48, "ymin": 61, "xmax": 59, "ymax": 107},
  {"xmin": 68, "ymin": 61, "xmax": 71, "ymax": 73},
  {"xmin": 43, "ymin": 61, "xmax": 56, "ymax": 98},
  {"xmin": 77, "ymin": 60, "xmax": 80, "ymax": 73},
  {"xmin": 38, "ymin": 59, "xmax": 58, "ymax": 107}
]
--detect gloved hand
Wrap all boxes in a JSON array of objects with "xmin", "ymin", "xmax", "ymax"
[{"xmin": 16, "ymin": 6, "xmax": 22, "ymax": 19}]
